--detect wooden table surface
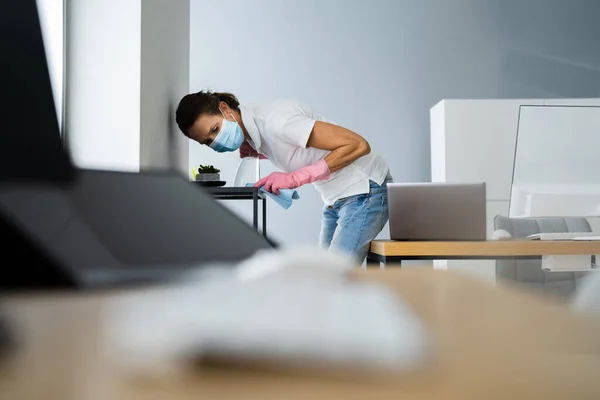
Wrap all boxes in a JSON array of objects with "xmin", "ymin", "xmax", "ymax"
[
  {"xmin": 1, "ymin": 268, "xmax": 600, "ymax": 400},
  {"xmin": 370, "ymin": 239, "xmax": 600, "ymax": 257}
]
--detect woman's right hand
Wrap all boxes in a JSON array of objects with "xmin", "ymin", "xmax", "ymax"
[{"xmin": 239, "ymin": 141, "xmax": 267, "ymax": 159}]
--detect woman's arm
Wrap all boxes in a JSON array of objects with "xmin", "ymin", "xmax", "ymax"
[
  {"xmin": 306, "ymin": 121, "xmax": 371, "ymax": 173},
  {"xmin": 253, "ymin": 120, "xmax": 371, "ymax": 193}
]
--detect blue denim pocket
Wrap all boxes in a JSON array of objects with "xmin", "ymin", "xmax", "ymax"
[
  {"xmin": 369, "ymin": 179, "xmax": 389, "ymax": 195},
  {"xmin": 334, "ymin": 178, "xmax": 390, "ymax": 208},
  {"xmin": 335, "ymin": 192, "xmax": 370, "ymax": 208}
]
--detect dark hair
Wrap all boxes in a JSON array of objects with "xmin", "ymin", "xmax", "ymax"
[{"xmin": 175, "ymin": 90, "xmax": 240, "ymax": 136}]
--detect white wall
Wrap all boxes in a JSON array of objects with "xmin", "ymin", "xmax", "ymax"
[
  {"xmin": 66, "ymin": 0, "xmax": 141, "ymax": 172},
  {"xmin": 140, "ymin": 0, "xmax": 190, "ymax": 175},
  {"xmin": 189, "ymin": 0, "xmax": 600, "ymax": 247},
  {"xmin": 66, "ymin": 0, "xmax": 189, "ymax": 174}
]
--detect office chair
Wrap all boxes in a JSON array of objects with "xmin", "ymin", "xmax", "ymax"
[{"xmin": 494, "ymin": 215, "xmax": 591, "ymax": 300}]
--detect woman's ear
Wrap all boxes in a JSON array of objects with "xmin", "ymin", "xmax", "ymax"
[
  {"xmin": 219, "ymin": 101, "xmax": 230, "ymax": 114},
  {"xmin": 219, "ymin": 101, "xmax": 236, "ymax": 121}
]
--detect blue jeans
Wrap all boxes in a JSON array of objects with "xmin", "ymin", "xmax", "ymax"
[{"xmin": 319, "ymin": 175, "xmax": 392, "ymax": 264}]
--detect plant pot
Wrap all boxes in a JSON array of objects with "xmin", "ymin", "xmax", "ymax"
[{"xmin": 196, "ymin": 173, "xmax": 220, "ymax": 182}]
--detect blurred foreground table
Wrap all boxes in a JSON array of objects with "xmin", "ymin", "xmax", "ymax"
[{"xmin": 1, "ymin": 269, "xmax": 600, "ymax": 399}]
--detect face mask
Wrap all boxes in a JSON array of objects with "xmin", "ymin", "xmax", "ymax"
[{"xmin": 209, "ymin": 110, "xmax": 244, "ymax": 153}]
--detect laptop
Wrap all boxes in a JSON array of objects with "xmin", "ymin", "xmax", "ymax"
[
  {"xmin": 387, "ymin": 182, "xmax": 487, "ymax": 241},
  {"xmin": 0, "ymin": 0, "xmax": 274, "ymax": 290}
]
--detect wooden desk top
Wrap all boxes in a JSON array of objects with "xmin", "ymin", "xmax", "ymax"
[
  {"xmin": 370, "ymin": 239, "xmax": 600, "ymax": 257},
  {"xmin": 2, "ymin": 269, "xmax": 600, "ymax": 399}
]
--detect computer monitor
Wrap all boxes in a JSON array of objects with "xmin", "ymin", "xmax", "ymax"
[
  {"xmin": 509, "ymin": 105, "xmax": 600, "ymax": 218},
  {"xmin": 510, "ymin": 183, "xmax": 600, "ymax": 218},
  {"xmin": 0, "ymin": 0, "xmax": 75, "ymax": 184}
]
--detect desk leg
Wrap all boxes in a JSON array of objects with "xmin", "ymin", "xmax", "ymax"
[
  {"xmin": 366, "ymin": 253, "xmax": 401, "ymax": 268},
  {"xmin": 366, "ymin": 253, "xmax": 381, "ymax": 268},
  {"xmin": 253, "ymin": 190, "xmax": 258, "ymax": 231},
  {"xmin": 262, "ymin": 198, "xmax": 267, "ymax": 238}
]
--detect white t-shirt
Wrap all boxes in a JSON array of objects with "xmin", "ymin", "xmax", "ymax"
[{"xmin": 240, "ymin": 99, "xmax": 389, "ymax": 205}]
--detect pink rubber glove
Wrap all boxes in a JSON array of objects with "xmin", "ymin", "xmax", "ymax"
[{"xmin": 254, "ymin": 159, "xmax": 331, "ymax": 195}]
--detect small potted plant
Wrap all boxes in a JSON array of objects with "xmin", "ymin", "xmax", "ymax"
[{"xmin": 196, "ymin": 164, "xmax": 221, "ymax": 182}]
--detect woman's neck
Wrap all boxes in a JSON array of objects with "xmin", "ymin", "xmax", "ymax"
[{"xmin": 234, "ymin": 108, "xmax": 250, "ymax": 140}]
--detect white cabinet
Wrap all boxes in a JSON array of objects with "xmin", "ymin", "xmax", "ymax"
[{"xmin": 431, "ymin": 99, "xmax": 545, "ymax": 200}]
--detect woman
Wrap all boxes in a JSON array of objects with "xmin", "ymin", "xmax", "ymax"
[{"xmin": 175, "ymin": 91, "xmax": 392, "ymax": 263}]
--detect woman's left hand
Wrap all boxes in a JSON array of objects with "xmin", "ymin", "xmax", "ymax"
[
  {"xmin": 254, "ymin": 159, "xmax": 330, "ymax": 194},
  {"xmin": 254, "ymin": 171, "xmax": 299, "ymax": 195}
]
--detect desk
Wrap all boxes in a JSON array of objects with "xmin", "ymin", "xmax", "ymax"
[
  {"xmin": 367, "ymin": 240, "xmax": 600, "ymax": 266},
  {"xmin": 2, "ymin": 269, "xmax": 600, "ymax": 399},
  {"xmin": 202, "ymin": 186, "xmax": 267, "ymax": 238}
]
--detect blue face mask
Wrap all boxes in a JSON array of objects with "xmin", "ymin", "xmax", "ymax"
[{"xmin": 210, "ymin": 111, "xmax": 244, "ymax": 153}]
